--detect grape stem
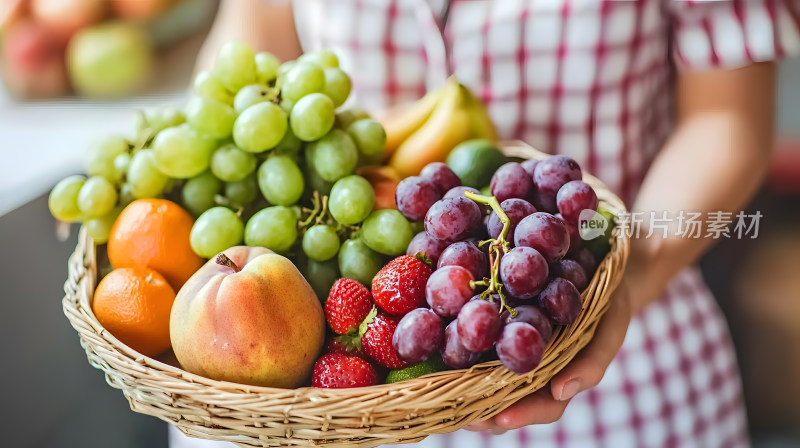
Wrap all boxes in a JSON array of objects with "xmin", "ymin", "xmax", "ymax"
[
  {"xmin": 298, "ymin": 191, "xmax": 360, "ymax": 239},
  {"xmin": 463, "ymin": 191, "xmax": 517, "ymax": 317}
]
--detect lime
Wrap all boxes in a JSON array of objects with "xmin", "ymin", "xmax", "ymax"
[
  {"xmin": 446, "ymin": 139, "xmax": 507, "ymax": 188},
  {"xmin": 385, "ymin": 355, "xmax": 448, "ymax": 384},
  {"xmin": 585, "ymin": 206, "xmax": 616, "ymax": 260}
]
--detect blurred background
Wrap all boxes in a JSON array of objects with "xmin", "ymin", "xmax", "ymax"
[{"xmin": 0, "ymin": 1, "xmax": 798, "ymax": 447}]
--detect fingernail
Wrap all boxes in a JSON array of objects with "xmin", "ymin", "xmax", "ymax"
[{"xmin": 559, "ymin": 380, "xmax": 580, "ymax": 401}]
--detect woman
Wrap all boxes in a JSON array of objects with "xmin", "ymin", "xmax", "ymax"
[{"xmin": 174, "ymin": 0, "xmax": 800, "ymax": 446}]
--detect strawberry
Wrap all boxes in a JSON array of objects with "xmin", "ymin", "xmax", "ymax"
[
  {"xmin": 324, "ymin": 337, "xmax": 368, "ymax": 360},
  {"xmin": 362, "ymin": 311, "xmax": 410, "ymax": 369},
  {"xmin": 325, "ymin": 278, "xmax": 374, "ymax": 334},
  {"xmin": 312, "ymin": 353, "xmax": 380, "ymax": 388},
  {"xmin": 371, "ymin": 255, "xmax": 432, "ymax": 316}
]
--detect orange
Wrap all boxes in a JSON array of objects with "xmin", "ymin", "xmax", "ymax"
[
  {"xmin": 93, "ymin": 267, "xmax": 176, "ymax": 357},
  {"xmin": 108, "ymin": 198, "xmax": 202, "ymax": 290}
]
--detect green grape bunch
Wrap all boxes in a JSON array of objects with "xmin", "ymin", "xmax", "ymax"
[{"xmin": 49, "ymin": 41, "xmax": 395, "ymax": 296}]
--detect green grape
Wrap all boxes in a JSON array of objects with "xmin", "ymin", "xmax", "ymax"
[
  {"xmin": 358, "ymin": 150, "xmax": 384, "ymax": 168},
  {"xmin": 273, "ymin": 128, "xmax": 302, "ymax": 160},
  {"xmin": 77, "ymin": 176, "xmax": 118, "ymax": 218},
  {"xmin": 335, "ymin": 108, "xmax": 370, "ymax": 129},
  {"xmin": 347, "ymin": 119, "xmax": 386, "ymax": 156},
  {"xmin": 225, "ymin": 173, "xmax": 258, "ymax": 205},
  {"xmin": 233, "ymin": 102, "xmax": 288, "ymax": 153},
  {"xmin": 278, "ymin": 61, "xmax": 296, "ymax": 78},
  {"xmin": 152, "ymin": 125, "xmax": 216, "ymax": 179},
  {"xmin": 306, "ymin": 164, "xmax": 334, "ymax": 196},
  {"xmin": 127, "ymin": 149, "xmax": 169, "ymax": 199},
  {"xmin": 290, "ymin": 93, "xmax": 335, "ymax": 142},
  {"xmin": 85, "ymin": 206, "xmax": 121, "ymax": 244},
  {"xmin": 48, "ymin": 175, "xmax": 86, "ymax": 222},
  {"xmin": 233, "ymin": 84, "xmax": 272, "ymax": 114},
  {"xmin": 309, "ymin": 129, "xmax": 358, "ymax": 182},
  {"xmin": 213, "ymin": 40, "xmax": 257, "ymax": 92},
  {"xmin": 328, "ymin": 175, "xmax": 375, "ymax": 225},
  {"xmin": 279, "ymin": 97, "xmax": 295, "ymax": 115},
  {"xmin": 113, "ymin": 153, "xmax": 131, "ymax": 181},
  {"xmin": 409, "ymin": 220, "xmax": 425, "ymax": 234},
  {"xmin": 86, "ymin": 135, "xmax": 129, "ymax": 182},
  {"xmin": 182, "ymin": 171, "xmax": 221, "ymax": 216},
  {"xmin": 299, "ymin": 49, "xmax": 339, "ymax": 68},
  {"xmin": 255, "ymin": 52, "xmax": 281, "ymax": 84},
  {"xmin": 258, "ymin": 155, "xmax": 304, "ymax": 205},
  {"xmin": 338, "ymin": 238, "xmax": 383, "ymax": 286},
  {"xmin": 152, "ymin": 108, "xmax": 187, "ymax": 130},
  {"xmin": 304, "ymin": 257, "xmax": 339, "ymax": 301},
  {"xmin": 302, "ymin": 224, "xmax": 340, "ymax": 261},
  {"xmin": 186, "ymin": 96, "xmax": 236, "ymax": 139},
  {"xmin": 323, "ymin": 67, "xmax": 351, "ymax": 107},
  {"xmin": 193, "ymin": 70, "xmax": 233, "ymax": 105},
  {"xmin": 118, "ymin": 183, "xmax": 136, "ymax": 207},
  {"xmin": 480, "ymin": 185, "xmax": 491, "ymax": 196},
  {"xmin": 190, "ymin": 207, "xmax": 244, "ymax": 258},
  {"xmin": 360, "ymin": 209, "xmax": 413, "ymax": 255},
  {"xmin": 281, "ymin": 62, "xmax": 325, "ymax": 102},
  {"xmin": 244, "ymin": 206, "xmax": 298, "ymax": 253},
  {"xmin": 210, "ymin": 143, "xmax": 257, "ymax": 182}
]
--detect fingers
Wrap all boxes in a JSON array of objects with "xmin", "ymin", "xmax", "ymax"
[
  {"xmin": 466, "ymin": 387, "xmax": 571, "ymax": 432},
  {"xmin": 550, "ymin": 281, "xmax": 632, "ymax": 401}
]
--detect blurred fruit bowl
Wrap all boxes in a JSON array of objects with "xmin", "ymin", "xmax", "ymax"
[{"xmin": 0, "ymin": 0, "xmax": 217, "ymax": 99}]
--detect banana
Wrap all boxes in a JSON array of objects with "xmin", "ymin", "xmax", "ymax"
[
  {"xmin": 464, "ymin": 88, "xmax": 499, "ymax": 141},
  {"xmin": 380, "ymin": 87, "xmax": 444, "ymax": 159},
  {"xmin": 389, "ymin": 78, "xmax": 474, "ymax": 177}
]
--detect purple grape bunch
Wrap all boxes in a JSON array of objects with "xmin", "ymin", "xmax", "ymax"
[{"xmin": 392, "ymin": 155, "xmax": 604, "ymax": 375}]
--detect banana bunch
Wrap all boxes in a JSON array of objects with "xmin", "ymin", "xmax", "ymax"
[{"xmin": 381, "ymin": 77, "xmax": 498, "ymax": 177}]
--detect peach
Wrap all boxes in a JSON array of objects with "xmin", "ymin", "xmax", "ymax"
[{"xmin": 170, "ymin": 246, "xmax": 325, "ymax": 388}]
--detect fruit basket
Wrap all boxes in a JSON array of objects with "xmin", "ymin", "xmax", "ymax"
[{"xmin": 63, "ymin": 142, "xmax": 629, "ymax": 448}]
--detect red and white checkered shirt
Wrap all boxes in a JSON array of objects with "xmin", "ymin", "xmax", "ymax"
[{"xmin": 171, "ymin": 1, "xmax": 800, "ymax": 447}]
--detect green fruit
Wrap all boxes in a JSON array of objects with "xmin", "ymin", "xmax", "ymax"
[
  {"xmin": 446, "ymin": 139, "xmax": 507, "ymax": 188},
  {"xmin": 67, "ymin": 23, "xmax": 153, "ymax": 98},
  {"xmin": 585, "ymin": 206, "xmax": 616, "ymax": 261},
  {"xmin": 385, "ymin": 355, "xmax": 448, "ymax": 384}
]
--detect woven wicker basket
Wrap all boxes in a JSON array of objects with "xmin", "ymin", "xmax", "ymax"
[{"xmin": 62, "ymin": 142, "xmax": 629, "ymax": 448}]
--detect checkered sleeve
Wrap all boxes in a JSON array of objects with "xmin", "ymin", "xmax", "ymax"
[{"xmin": 669, "ymin": 0, "xmax": 800, "ymax": 70}]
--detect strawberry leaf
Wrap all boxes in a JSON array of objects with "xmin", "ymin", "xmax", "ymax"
[
  {"xmin": 358, "ymin": 306, "xmax": 378, "ymax": 338},
  {"xmin": 414, "ymin": 252, "xmax": 433, "ymax": 268}
]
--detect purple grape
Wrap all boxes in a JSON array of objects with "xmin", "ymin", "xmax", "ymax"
[
  {"xmin": 395, "ymin": 176, "xmax": 442, "ymax": 221},
  {"xmin": 529, "ymin": 188, "xmax": 558, "ymax": 214},
  {"xmin": 444, "ymin": 185, "xmax": 481, "ymax": 200},
  {"xmin": 496, "ymin": 322, "xmax": 545, "ymax": 374},
  {"xmin": 503, "ymin": 305, "xmax": 553, "ymax": 342},
  {"xmin": 514, "ymin": 212, "xmax": 570, "ymax": 263},
  {"xmin": 486, "ymin": 198, "xmax": 537, "ymax": 242},
  {"xmin": 538, "ymin": 278, "xmax": 582, "ymax": 325},
  {"xmin": 570, "ymin": 247, "xmax": 598, "ymax": 277},
  {"xmin": 499, "ymin": 246, "xmax": 549, "ymax": 299},
  {"xmin": 438, "ymin": 241, "xmax": 488, "ymax": 281},
  {"xmin": 420, "ymin": 162, "xmax": 461, "ymax": 194},
  {"xmin": 556, "ymin": 213, "xmax": 581, "ymax": 253},
  {"xmin": 424, "ymin": 197, "xmax": 482, "ymax": 243},
  {"xmin": 533, "ymin": 155, "xmax": 582, "ymax": 195},
  {"xmin": 490, "ymin": 162, "xmax": 533, "ymax": 203},
  {"xmin": 550, "ymin": 259, "xmax": 589, "ymax": 290},
  {"xmin": 556, "ymin": 180, "xmax": 598, "ymax": 223},
  {"xmin": 520, "ymin": 159, "xmax": 539, "ymax": 178},
  {"xmin": 426, "ymin": 265, "xmax": 474, "ymax": 317},
  {"xmin": 456, "ymin": 299, "xmax": 503, "ymax": 352},
  {"xmin": 407, "ymin": 231, "xmax": 449, "ymax": 265},
  {"xmin": 393, "ymin": 308, "xmax": 445, "ymax": 364},
  {"xmin": 441, "ymin": 320, "xmax": 483, "ymax": 369},
  {"xmin": 470, "ymin": 294, "xmax": 502, "ymax": 311}
]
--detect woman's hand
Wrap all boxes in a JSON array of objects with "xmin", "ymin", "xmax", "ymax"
[{"xmin": 466, "ymin": 277, "xmax": 632, "ymax": 434}]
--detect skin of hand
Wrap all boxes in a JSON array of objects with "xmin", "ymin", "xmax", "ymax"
[{"xmin": 467, "ymin": 61, "xmax": 776, "ymax": 434}]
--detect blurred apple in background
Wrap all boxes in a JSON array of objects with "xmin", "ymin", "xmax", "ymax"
[
  {"xmin": 111, "ymin": 0, "xmax": 176, "ymax": 20},
  {"xmin": 31, "ymin": 0, "xmax": 107, "ymax": 38},
  {"xmin": 1, "ymin": 20, "xmax": 70, "ymax": 98},
  {"xmin": 67, "ymin": 22, "xmax": 153, "ymax": 98}
]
